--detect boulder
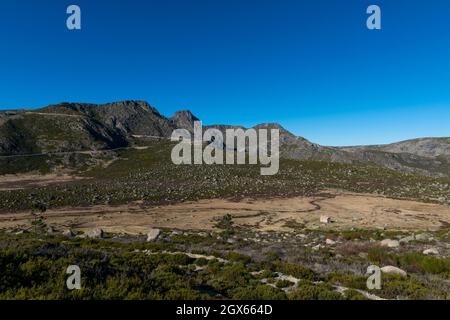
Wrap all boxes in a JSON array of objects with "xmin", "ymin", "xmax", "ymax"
[
  {"xmin": 320, "ymin": 215, "xmax": 331, "ymax": 224},
  {"xmin": 423, "ymin": 248, "xmax": 439, "ymax": 255},
  {"xmin": 380, "ymin": 239, "xmax": 400, "ymax": 248},
  {"xmin": 147, "ymin": 228, "xmax": 161, "ymax": 242},
  {"xmin": 86, "ymin": 228, "xmax": 104, "ymax": 239},
  {"xmin": 14, "ymin": 229, "xmax": 29, "ymax": 235},
  {"xmin": 63, "ymin": 229, "xmax": 75, "ymax": 238},
  {"xmin": 415, "ymin": 233, "xmax": 432, "ymax": 241},
  {"xmin": 325, "ymin": 239, "xmax": 336, "ymax": 245},
  {"xmin": 380, "ymin": 266, "xmax": 407, "ymax": 277},
  {"xmin": 399, "ymin": 235, "xmax": 415, "ymax": 244}
]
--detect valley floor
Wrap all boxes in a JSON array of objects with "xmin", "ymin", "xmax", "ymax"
[
  {"xmin": 0, "ymin": 152, "xmax": 449, "ymax": 300},
  {"xmin": 1, "ymin": 190, "xmax": 449, "ymax": 234}
]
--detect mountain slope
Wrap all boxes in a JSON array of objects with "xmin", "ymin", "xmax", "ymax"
[
  {"xmin": 0, "ymin": 100, "xmax": 449, "ymax": 178},
  {"xmin": 39, "ymin": 101, "xmax": 176, "ymax": 137},
  {"xmin": 0, "ymin": 101, "xmax": 177, "ymax": 156},
  {"xmin": 341, "ymin": 138, "xmax": 450, "ymax": 158},
  {"xmin": 170, "ymin": 110, "xmax": 199, "ymax": 133}
]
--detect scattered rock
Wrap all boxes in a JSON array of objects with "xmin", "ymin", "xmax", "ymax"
[
  {"xmin": 415, "ymin": 233, "xmax": 432, "ymax": 242},
  {"xmin": 147, "ymin": 228, "xmax": 161, "ymax": 242},
  {"xmin": 380, "ymin": 266, "xmax": 407, "ymax": 277},
  {"xmin": 320, "ymin": 215, "xmax": 331, "ymax": 224},
  {"xmin": 380, "ymin": 239, "xmax": 400, "ymax": 248},
  {"xmin": 62, "ymin": 229, "xmax": 75, "ymax": 238},
  {"xmin": 325, "ymin": 238, "xmax": 336, "ymax": 245},
  {"xmin": 399, "ymin": 235, "xmax": 415, "ymax": 243},
  {"xmin": 86, "ymin": 228, "xmax": 104, "ymax": 239},
  {"xmin": 423, "ymin": 248, "xmax": 439, "ymax": 256},
  {"xmin": 15, "ymin": 229, "xmax": 29, "ymax": 235}
]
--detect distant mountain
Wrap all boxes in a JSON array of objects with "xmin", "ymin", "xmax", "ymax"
[
  {"xmin": 0, "ymin": 100, "xmax": 449, "ymax": 178},
  {"xmin": 340, "ymin": 138, "xmax": 450, "ymax": 158}
]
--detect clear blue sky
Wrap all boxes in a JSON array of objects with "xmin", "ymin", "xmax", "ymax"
[{"xmin": 0, "ymin": 0, "xmax": 449, "ymax": 146}]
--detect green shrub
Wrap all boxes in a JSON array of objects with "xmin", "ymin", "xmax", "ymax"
[
  {"xmin": 273, "ymin": 262, "xmax": 318, "ymax": 281},
  {"xmin": 275, "ymin": 279, "xmax": 295, "ymax": 288},
  {"xmin": 367, "ymin": 246, "xmax": 397, "ymax": 266},
  {"xmin": 326, "ymin": 272, "xmax": 367, "ymax": 291},
  {"xmin": 399, "ymin": 253, "xmax": 450, "ymax": 275},
  {"xmin": 232, "ymin": 285, "xmax": 286, "ymax": 300},
  {"xmin": 225, "ymin": 252, "xmax": 251, "ymax": 264},
  {"xmin": 215, "ymin": 214, "xmax": 234, "ymax": 230},
  {"xmin": 344, "ymin": 289, "xmax": 369, "ymax": 300},
  {"xmin": 289, "ymin": 282, "xmax": 343, "ymax": 300}
]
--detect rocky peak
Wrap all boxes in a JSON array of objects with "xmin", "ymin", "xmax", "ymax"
[
  {"xmin": 171, "ymin": 110, "xmax": 200, "ymax": 132},
  {"xmin": 253, "ymin": 123, "xmax": 294, "ymax": 136},
  {"xmin": 101, "ymin": 100, "xmax": 155, "ymax": 111}
]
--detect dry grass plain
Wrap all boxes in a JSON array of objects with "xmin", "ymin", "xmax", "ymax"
[{"xmin": 1, "ymin": 189, "xmax": 449, "ymax": 234}]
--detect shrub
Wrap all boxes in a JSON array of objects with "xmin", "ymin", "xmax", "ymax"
[
  {"xmin": 344, "ymin": 289, "xmax": 369, "ymax": 300},
  {"xmin": 326, "ymin": 272, "xmax": 367, "ymax": 291},
  {"xmin": 289, "ymin": 282, "xmax": 343, "ymax": 300},
  {"xmin": 398, "ymin": 253, "xmax": 450, "ymax": 275},
  {"xmin": 273, "ymin": 262, "xmax": 318, "ymax": 281},
  {"xmin": 215, "ymin": 214, "xmax": 234, "ymax": 230},
  {"xmin": 225, "ymin": 252, "xmax": 251, "ymax": 264},
  {"xmin": 232, "ymin": 285, "xmax": 286, "ymax": 300},
  {"xmin": 367, "ymin": 246, "xmax": 397, "ymax": 266},
  {"xmin": 275, "ymin": 279, "xmax": 295, "ymax": 288}
]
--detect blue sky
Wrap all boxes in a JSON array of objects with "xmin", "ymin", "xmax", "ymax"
[{"xmin": 0, "ymin": 0, "xmax": 449, "ymax": 146}]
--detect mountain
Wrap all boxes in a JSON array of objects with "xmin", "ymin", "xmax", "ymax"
[
  {"xmin": 39, "ymin": 101, "xmax": 176, "ymax": 137},
  {"xmin": 0, "ymin": 100, "xmax": 449, "ymax": 178},
  {"xmin": 0, "ymin": 101, "xmax": 175, "ymax": 156},
  {"xmin": 170, "ymin": 110, "xmax": 199, "ymax": 133},
  {"xmin": 340, "ymin": 138, "xmax": 450, "ymax": 158}
]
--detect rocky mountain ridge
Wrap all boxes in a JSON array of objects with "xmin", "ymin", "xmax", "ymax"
[{"xmin": 0, "ymin": 100, "xmax": 449, "ymax": 178}]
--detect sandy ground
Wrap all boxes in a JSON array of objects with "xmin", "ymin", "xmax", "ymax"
[
  {"xmin": 0, "ymin": 174, "xmax": 87, "ymax": 191},
  {"xmin": 1, "ymin": 190, "xmax": 449, "ymax": 234}
]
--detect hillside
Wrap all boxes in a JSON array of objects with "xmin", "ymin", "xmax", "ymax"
[
  {"xmin": 0, "ymin": 101, "xmax": 449, "ymax": 178},
  {"xmin": 0, "ymin": 102, "xmax": 449, "ymax": 301},
  {"xmin": 341, "ymin": 138, "xmax": 450, "ymax": 158}
]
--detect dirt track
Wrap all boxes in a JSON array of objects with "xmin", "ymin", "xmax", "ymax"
[
  {"xmin": 0, "ymin": 174, "xmax": 87, "ymax": 191},
  {"xmin": 1, "ymin": 190, "xmax": 449, "ymax": 234}
]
